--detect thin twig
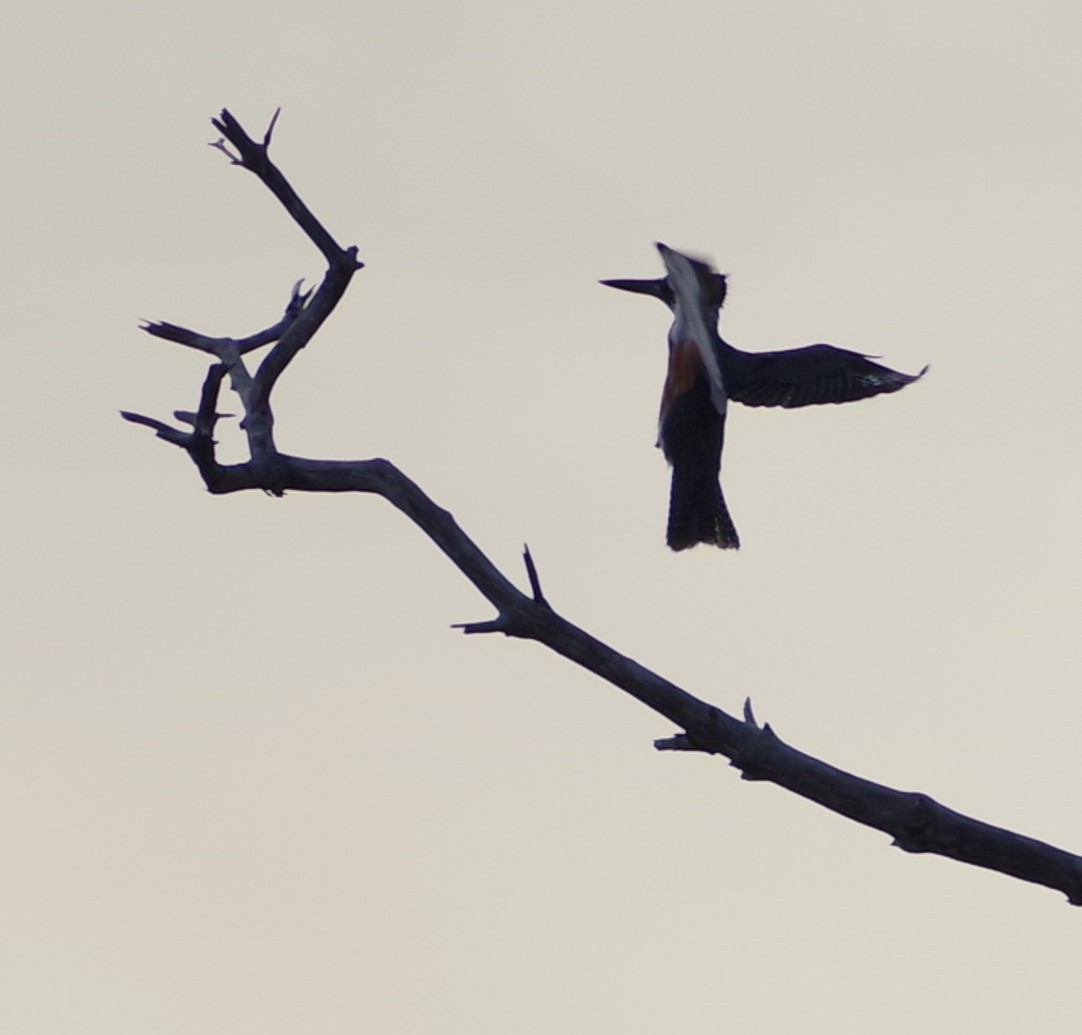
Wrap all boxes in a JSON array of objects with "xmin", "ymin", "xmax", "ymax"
[
  {"xmin": 522, "ymin": 544, "xmax": 549, "ymax": 607},
  {"xmin": 141, "ymin": 280, "xmax": 312, "ymax": 356},
  {"xmin": 119, "ymin": 411, "xmax": 191, "ymax": 448}
]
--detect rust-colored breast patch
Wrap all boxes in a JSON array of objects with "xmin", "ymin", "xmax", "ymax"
[{"xmin": 660, "ymin": 339, "xmax": 706, "ymax": 418}]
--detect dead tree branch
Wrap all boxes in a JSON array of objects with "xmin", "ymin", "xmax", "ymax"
[{"xmin": 122, "ymin": 109, "xmax": 1082, "ymax": 905}]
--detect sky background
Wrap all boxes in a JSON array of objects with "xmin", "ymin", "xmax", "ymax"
[{"xmin": 4, "ymin": 1, "xmax": 1082, "ymax": 1031}]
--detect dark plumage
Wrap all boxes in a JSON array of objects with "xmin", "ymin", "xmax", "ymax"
[
  {"xmin": 602, "ymin": 244, "xmax": 926, "ymax": 550},
  {"xmin": 723, "ymin": 343, "xmax": 925, "ymax": 409},
  {"xmin": 660, "ymin": 369, "xmax": 738, "ymax": 550}
]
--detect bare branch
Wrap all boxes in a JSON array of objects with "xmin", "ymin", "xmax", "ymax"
[
  {"xmin": 119, "ymin": 410, "xmax": 193, "ymax": 447},
  {"xmin": 123, "ymin": 109, "xmax": 1082, "ymax": 906},
  {"xmin": 203, "ymin": 109, "xmax": 365, "ymax": 447},
  {"xmin": 144, "ymin": 108, "xmax": 365, "ymax": 462},
  {"xmin": 190, "ymin": 363, "xmax": 227, "ymax": 437},
  {"xmin": 210, "ymin": 108, "xmax": 359, "ymax": 269},
  {"xmin": 248, "ymin": 256, "xmax": 358, "ymax": 430},
  {"xmin": 455, "ymin": 617, "xmax": 513, "ymax": 635},
  {"xmin": 174, "ymin": 411, "xmax": 229, "ymax": 426},
  {"xmin": 141, "ymin": 280, "xmax": 312, "ymax": 357},
  {"xmin": 263, "ymin": 106, "xmax": 282, "ymax": 148},
  {"xmin": 653, "ymin": 733, "xmax": 698, "ymax": 752},
  {"xmin": 522, "ymin": 544, "xmax": 549, "ymax": 608},
  {"xmin": 168, "ymin": 449, "xmax": 1082, "ymax": 903}
]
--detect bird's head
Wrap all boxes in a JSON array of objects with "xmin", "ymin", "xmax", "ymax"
[
  {"xmin": 600, "ymin": 243, "xmax": 727, "ymax": 313},
  {"xmin": 604, "ymin": 244, "xmax": 729, "ymax": 413},
  {"xmin": 655, "ymin": 243, "xmax": 727, "ymax": 311}
]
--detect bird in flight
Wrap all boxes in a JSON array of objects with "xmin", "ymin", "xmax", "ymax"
[{"xmin": 601, "ymin": 243, "xmax": 926, "ymax": 551}]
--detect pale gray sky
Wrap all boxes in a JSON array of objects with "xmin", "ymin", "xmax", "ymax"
[{"xmin": 4, "ymin": 1, "xmax": 1082, "ymax": 1031}]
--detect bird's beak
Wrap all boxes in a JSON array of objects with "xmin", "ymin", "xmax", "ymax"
[{"xmin": 599, "ymin": 277, "xmax": 669, "ymax": 299}]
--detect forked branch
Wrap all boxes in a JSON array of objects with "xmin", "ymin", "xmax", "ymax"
[{"xmin": 122, "ymin": 109, "xmax": 1082, "ymax": 905}]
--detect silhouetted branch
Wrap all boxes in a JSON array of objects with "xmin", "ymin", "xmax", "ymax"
[
  {"xmin": 210, "ymin": 108, "xmax": 347, "ymax": 265},
  {"xmin": 122, "ymin": 108, "xmax": 1082, "ymax": 906},
  {"xmin": 119, "ymin": 410, "xmax": 191, "ymax": 447},
  {"xmin": 141, "ymin": 279, "xmax": 311, "ymax": 356},
  {"xmin": 522, "ymin": 545, "xmax": 549, "ymax": 607}
]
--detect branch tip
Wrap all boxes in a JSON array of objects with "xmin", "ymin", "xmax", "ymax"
[
  {"xmin": 743, "ymin": 697, "xmax": 758, "ymax": 727},
  {"xmin": 119, "ymin": 410, "xmax": 192, "ymax": 448},
  {"xmin": 522, "ymin": 544, "xmax": 549, "ymax": 607},
  {"xmin": 289, "ymin": 278, "xmax": 312, "ymax": 306},
  {"xmin": 264, "ymin": 107, "xmax": 282, "ymax": 148},
  {"xmin": 453, "ymin": 617, "xmax": 511, "ymax": 635},
  {"xmin": 173, "ymin": 410, "xmax": 234, "ymax": 426},
  {"xmin": 343, "ymin": 244, "xmax": 365, "ymax": 271},
  {"xmin": 208, "ymin": 137, "xmax": 241, "ymax": 164},
  {"xmin": 654, "ymin": 733, "xmax": 705, "ymax": 753}
]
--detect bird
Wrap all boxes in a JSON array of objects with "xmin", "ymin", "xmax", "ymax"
[{"xmin": 601, "ymin": 243, "xmax": 926, "ymax": 551}]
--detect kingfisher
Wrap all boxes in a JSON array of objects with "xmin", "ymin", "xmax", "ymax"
[{"xmin": 602, "ymin": 243, "xmax": 926, "ymax": 551}]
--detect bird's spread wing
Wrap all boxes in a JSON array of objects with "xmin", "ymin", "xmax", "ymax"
[{"xmin": 723, "ymin": 343, "xmax": 927, "ymax": 408}]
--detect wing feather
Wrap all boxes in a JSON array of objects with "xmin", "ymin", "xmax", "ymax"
[{"xmin": 723, "ymin": 344, "xmax": 926, "ymax": 408}]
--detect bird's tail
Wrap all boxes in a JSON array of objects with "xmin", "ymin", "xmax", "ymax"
[{"xmin": 666, "ymin": 465, "xmax": 740, "ymax": 551}]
